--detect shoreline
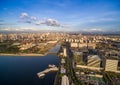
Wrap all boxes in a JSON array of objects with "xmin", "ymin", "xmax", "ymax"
[
  {"xmin": 0, "ymin": 44, "xmax": 60, "ymax": 57},
  {"xmin": 0, "ymin": 53, "xmax": 47, "ymax": 56}
]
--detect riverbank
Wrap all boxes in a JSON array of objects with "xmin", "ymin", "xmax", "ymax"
[
  {"xmin": 0, "ymin": 44, "xmax": 61, "ymax": 57},
  {"xmin": 0, "ymin": 53, "xmax": 47, "ymax": 56}
]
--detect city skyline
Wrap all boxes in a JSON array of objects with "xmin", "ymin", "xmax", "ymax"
[{"xmin": 0, "ymin": 0, "xmax": 120, "ymax": 32}]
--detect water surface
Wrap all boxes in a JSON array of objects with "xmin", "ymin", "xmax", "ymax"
[{"xmin": 0, "ymin": 54, "xmax": 59, "ymax": 85}]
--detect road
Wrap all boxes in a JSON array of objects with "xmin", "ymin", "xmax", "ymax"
[{"xmin": 65, "ymin": 42, "xmax": 84, "ymax": 85}]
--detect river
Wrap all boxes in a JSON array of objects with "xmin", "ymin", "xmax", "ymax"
[{"xmin": 0, "ymin": 44, "xmax": 61, "ymax": 85}]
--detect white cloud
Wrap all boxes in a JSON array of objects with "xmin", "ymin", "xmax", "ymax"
[
  {"xmin": 20, "ymin": 12, "xmax": 37, "ymax": 21},
  {"xmin": 45, "ymin": 18, "xmax": 60, "ymax": 26},
  {"xmin": 61, "ymin": 24, "xmax": 70, "ymax": 28},
  {"xmin": 20, "ymin": 27, "xmax": 38, "ymax": 31},
  {"xmin": 35, "ymin": 18, "xmax": 60, "ymax": 27},
  {"xmin": 20, "ymin": 12, "xmax": 28, "ymax": 18},
  {"xmin": 88, "ymin": 17, "xmax": 116, "ymax": 23},
  {"xmin": 0, "ymin": 27, "xmax": 39, "ymax": 31},
  {"xmin": 3, "ymin": 28, "xmax": 10, "ymax": 31},
  {"xmin": 30, "ymin": 16, "xmax": 37, "ymax": 20},
  {"xmin": 90, "ymin": 28, "xmax": 102, "ymax": 31},
  {"xmin": 20, "ymin": 12, "xmax": 37, "ymax": 24},
  {"xmin": 0, "ymin": 28, "xmax": 22, "ymax": 31},
  {"xmin": 83, "ymin": 28, "xmax": 103, "ymax": 32},
  {"xmin": 35, "ymin": 21, "xmax": 41, "ymax": 25},
  {"xmin": 20, "ymin": 12, "xmax": 62, "ymax": 27}
]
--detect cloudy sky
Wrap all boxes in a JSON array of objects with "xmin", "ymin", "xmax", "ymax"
[{"xmin": 0, "ymin": 0, "xmax": 120, "ymax": 32}]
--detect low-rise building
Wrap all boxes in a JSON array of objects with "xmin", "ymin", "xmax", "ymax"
[
  {"xmin": 87, "ymin": 55, "xmax": 101, "ymax": 68},
  {"xmin": 105, "ymin": 58, "xmax": 119, "ymax": 72},
  {"xmin": 70, "ymin": 43, "xmax": 78, "ymax": 48},
  {"xmin": 61, "ymin": 67, "xmax": 66, "ymax": 74}
]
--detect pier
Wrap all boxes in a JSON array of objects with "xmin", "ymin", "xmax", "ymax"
[{"xmin": 37, "ymin": 65, "xmax": 58, "ymax": 78}]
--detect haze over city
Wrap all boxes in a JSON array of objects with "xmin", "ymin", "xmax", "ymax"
[{"xmin": 0, "ymin": 0, "xmax": 120, "ymax": 33}]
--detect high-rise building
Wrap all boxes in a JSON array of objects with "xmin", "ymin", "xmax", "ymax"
[
  {"xmin": 82, "ymin": 51, "xmax": 88, "ymax": 64},
  {"xmin": 74, "ymin": 52, "xmax": 83, "ymax": 65},
  {"xmin": 63, "ymin": 47, "xmax": 67, "ymax": 57},
  {"xmin": 73, "ymin": 50, "xmax": 88, "ymax": 65}
]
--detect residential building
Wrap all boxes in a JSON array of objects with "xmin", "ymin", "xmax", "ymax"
[{"xmin": 61, "ymin": 75, "xmax": 69, "ymax": 85}]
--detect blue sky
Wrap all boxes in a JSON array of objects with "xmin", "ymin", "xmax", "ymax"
[{"xmin": 0, "ymin": 0, "xmax": 120, "ymax": 32}]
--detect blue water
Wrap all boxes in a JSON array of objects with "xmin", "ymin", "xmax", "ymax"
[
  {"xmin": 0, "ymin": 54, "xmax": 59, "ymax": 85},
  {"xmin": 49, "ymin": 44, "xmax": 61, "ymax": 53}
]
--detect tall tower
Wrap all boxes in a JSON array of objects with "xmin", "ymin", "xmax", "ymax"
[
  {"xmin": 87, "ymin": 39, "xmax": 88, "ymax": 49},
  {"xmin": 63, "ymin": 47, "xmax": 67, "ymax": 57}
]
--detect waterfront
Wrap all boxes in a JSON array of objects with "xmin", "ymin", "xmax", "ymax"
[{"xmin": 49, "ymin": 44, "xmax": 61, "ymax": 53}]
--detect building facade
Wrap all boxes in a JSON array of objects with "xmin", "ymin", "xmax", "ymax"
[
  {"xmin": 105, "ymin": 59, "xmax": 118, "ymax": 72},
  {"xmin": 87, "ymin": 55, "xmax": 101, "ymax": 68}
]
